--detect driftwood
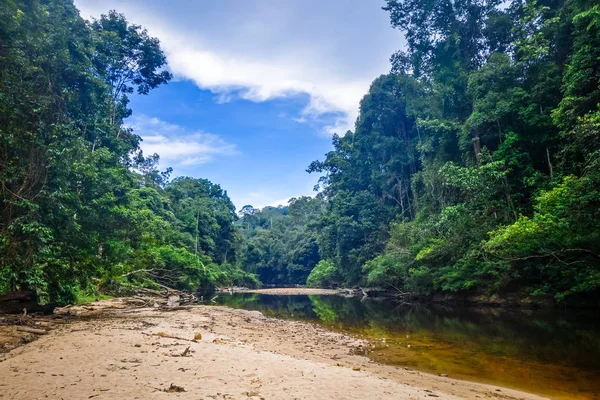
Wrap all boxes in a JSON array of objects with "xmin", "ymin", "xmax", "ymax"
[
  {"xmin": 16, "ymin": 326, "xmax": 48, "ymax": 335},
  {"xmin": 0, "ymin": 301, "xmax": 56, "ymax": 315},
  {"xmin": 119, "ymin": 268, "xmax": 198, "ymax": 307},
  {"xmin": 122, "ymin": 285, "xmax": 197, "ymax": 309},
  {"xmin": 180, "ymin": 346, "xmax": 191, "ymax": 357},
  {"xmin": 0, "ymin": 291, "xmax": 56, "ymax": 315},
  {"xmin": 141, "ymin": 331, "xmax": 197, "ymax": 342},
  {"xmin": 0, "ymin": 291, "xmax": 36, "ymax": 303},
  {"xmin": 0, "ymin": 301, "xmax": 31, "ymax": 315}
]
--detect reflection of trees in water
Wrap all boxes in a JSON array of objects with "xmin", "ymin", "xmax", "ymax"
[
  {"xmin": 308, "ymin": 296, "xmax": 600, "ymax": 368},
  {"xmin": 215, "ymin": 294, "xmax": 600, "ymax": 368},
  {"xmin": 308, "ymin": 295, "xmax": 340, "ymax": 323},
  {"xmin": 217, "ymin": 293, "xmax": 316, "ymax": 320}
]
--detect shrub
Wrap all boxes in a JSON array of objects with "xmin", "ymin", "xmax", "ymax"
[{"xmin": 306, "ymin": 260, "xmax": 339, "ymax": 287}]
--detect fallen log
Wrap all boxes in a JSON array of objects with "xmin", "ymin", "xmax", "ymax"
[
  {"xmin": 141, "ymin": 331, "xmax": 197, "ymax": 342},
  {"xmin": 126, "ymin": 285, "xmax": 196, "ymax": 307},
  {"xmin": 0, "ymin": 301, "xmax": 55, "ymax": 315},
  {"xmin": 16, "ymin": 326, "xmax": 48, "ymax": 335},
  {"xmin": 0, "ymin": 291, "xmax": 36, "ymax": 303},
  {"xmin": 135, "ymin": 287, "xmax": 166, "ymax": 297},
  {"xmin": 0, "ymin": 290, "xmax": 56, "ymax": 315}
]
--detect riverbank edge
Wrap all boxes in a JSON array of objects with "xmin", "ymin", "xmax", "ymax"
[
  {"xmin": 0, "ymin": 299, "xmax": 548, "ymax": 400},
  {"xmin": 219, "ymin": 286, "xmax": 600, "ymax": 309}
]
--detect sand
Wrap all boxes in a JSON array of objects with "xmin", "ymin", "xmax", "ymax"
[
  {"xmin": 0, "ymin": 299, "xmax": 548, "ymax": 400},
  {"xmin": 227, "ymin": 288, "xmax": 341, "ymax": 295}
]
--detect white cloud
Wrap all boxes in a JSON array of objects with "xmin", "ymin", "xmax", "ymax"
[
  {"xmin": 74, "ymin": 0, "xmax": 404, "ymax": 135},
  {"xmin": 128, "ymin": 115, "xmax": 238, "ymax": 167}
]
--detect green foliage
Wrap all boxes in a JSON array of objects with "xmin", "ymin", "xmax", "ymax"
[
  {"xmin": 306, "ymin": 260, "xmax": 339, "ymax": 288},
  {"xmin": 363, "ymin": 253, "xmax": 407, "ymax": 289},
  {"xmin": 484, "ymin": 176, "xmax": 600, "ymax": 299},
  {"xmin": 303, "ymin": 0, "xmax": 600, "ymax": 304},
  {"xmin": 0, "ymin": 0, "xmax": 253, "ymax": 304},
  {"xmin": 237, "ymin": 197, "xmax": 324, "ymax": 285},
  {"xmin": 75, "ymin": 292, "xmax": 113, "ymax": 305},
  {"xmin": 166, "ymin": 177, "xmax": 239, "ymax": 264},
  {"xmin": 3, "ymin": 0, "xmax": 600, "ymax": 306}
]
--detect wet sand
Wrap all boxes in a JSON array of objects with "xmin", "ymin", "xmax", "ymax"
[{"xmin": 0, "ymin": 299, "xmax": 547, "ymax": 400}]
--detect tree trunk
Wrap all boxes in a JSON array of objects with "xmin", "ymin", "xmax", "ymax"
[
  {"xmin": 0, "ymin": 291, "xmax": 55, "ymax": 315},
  {"xmin": 0, "ymin": 291, "xmax": 36, "ymax": 303},
  {"xmin": 473, "ymin": 135, "xmax": 482, "ymax": 165},
  {"xmin": 546, "ymin": 147, "xmax": 554, "ymax": 179}
]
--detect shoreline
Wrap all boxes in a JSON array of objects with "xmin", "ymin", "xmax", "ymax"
[
  {"xmin": 221, "ymin": 287, "xmax": 342, "ymax": 295},
  {"xmin": 220, "ymin": 286, "xmax": 600, "ymax": 309},
  {"xmin": 0, "ymin": 299, "xmax": 548, "ymax": 400}
]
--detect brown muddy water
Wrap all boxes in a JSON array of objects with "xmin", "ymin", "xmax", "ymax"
[{"xmin": 212, "ymin": 293, "xmax": 600, "ymax": 399}]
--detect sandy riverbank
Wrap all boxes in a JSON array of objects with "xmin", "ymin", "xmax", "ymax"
[
  {"xmin": 224, "ymin": 287, "xmax": 342, "ymax": 295},
  {"xmin": 0, "ymin": 299, "xmax": 547, "ymax": 400}
]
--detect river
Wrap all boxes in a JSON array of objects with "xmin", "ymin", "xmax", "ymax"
[{"xmin": 212, "ymin": 292, "xmax": 600, "ymax": 399}]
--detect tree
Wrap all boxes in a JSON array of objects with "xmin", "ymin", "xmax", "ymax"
[
  {"xmin": 166, "ymin": 177, "xmax": 238, "ymax": 264},
  {"xmin": 91, "ymin": 10, "xmax": 172, "ymax": 127},
  {"xmin": 0, "ymin": 0, "xmax": 251, "ymax": 303},
  {"xmin": 237, "ymin": 197, "xmax": 325, "ymax": 285},
  {"xmin": 303, "ymin": 0, "xmax": 600, "ymax": 303}
]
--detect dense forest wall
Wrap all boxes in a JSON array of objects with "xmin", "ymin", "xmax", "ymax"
[
  {"xmin": 0, "ymin": 0, "xmax": 254, "ymax": 304},
  {"xmin": 301, "ymin": 0, "xmax": 600, "ymax": 303},
  {"xmin": 2, "ymin": 0, "xmax": 600, "ymax": 306}
]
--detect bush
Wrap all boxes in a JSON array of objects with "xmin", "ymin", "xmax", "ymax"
[
  {"xmin": 484, "ymin": 175, "xmax": 600, "ymax": 300},
  {"xmin": 363, "ymin": 253, "xmax": 406, "ymax": 288},
  {"xmin": 306, "ymin": 260, "xmax": 339, "ymax": 288}
]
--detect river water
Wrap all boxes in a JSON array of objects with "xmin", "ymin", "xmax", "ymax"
[{"xmin": 212, "ymin": 293, "xmax": 600, "ymax": 399}]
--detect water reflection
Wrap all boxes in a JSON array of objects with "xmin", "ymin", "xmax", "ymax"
[{"xmin": 213, "ymin": 293, "xmax": 600, "ymax": 399}]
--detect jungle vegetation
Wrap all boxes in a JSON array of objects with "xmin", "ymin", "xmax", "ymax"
[
  {"xmin": 2, "ymin": 0, "xmax": 600, "ymax": 304},
  {"xmin": 242, "ymin": 0, "xmax": 600, "ymax": 303},
  {"xmin": 307, "ymin": 0, "xmax": 600, "ymax": 302},
  {"xmin": 0, "ymin": 0, "xmax": 254, "ymax": 303}
]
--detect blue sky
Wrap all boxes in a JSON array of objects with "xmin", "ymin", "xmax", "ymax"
[{"xmin": 74, "ymin": 0, "xmax": 404, "ymax": 209}]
